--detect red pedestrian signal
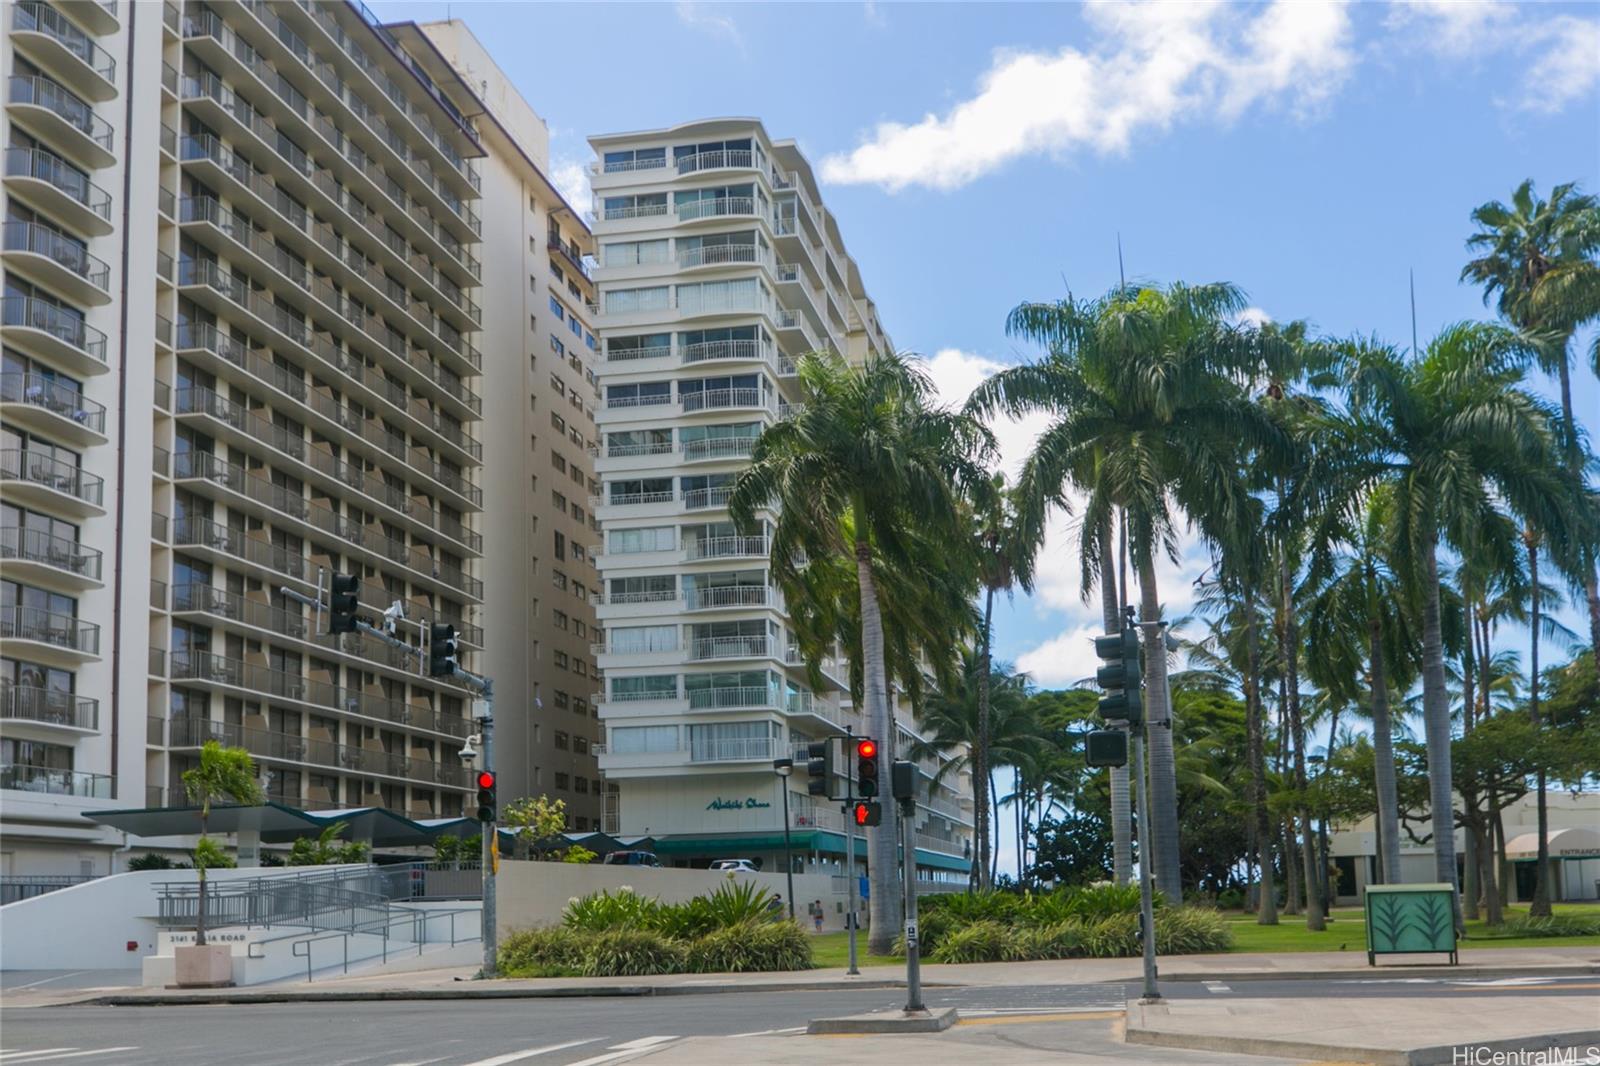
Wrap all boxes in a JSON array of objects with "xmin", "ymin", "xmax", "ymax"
[{"xmin": 852, "ymin": 801, "xmax": 882, "ymax": 827}]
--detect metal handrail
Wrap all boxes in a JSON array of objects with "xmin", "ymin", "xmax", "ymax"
[{"xmin": 256, "ymin": 903, "xmax": 480, "ymax": 982}]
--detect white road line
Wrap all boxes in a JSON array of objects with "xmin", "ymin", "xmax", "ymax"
[
  {"xmin": 0, "ymin": 1053, "xmax": 77, "ymax": 1063},
  {"xmin": 564, "ymin": 1040, "xmax": 681, "ymax": 1066},
  {"xmin": 607, "ymin": 1038, "xmax": 677, "ymax": 1051},
  {"xmin": 2, "ymin": 972, "xmax": 89, "ymax": 992},
  {"xmin": 723, "ymin": 1027, "xmax": 806, "ymax": 1038},
  {"xmin": 0, "ymin": 1052, "xmax": 138, "ymax": 1064},
  {"xmin": 455, "ymin": 1040, "xmax": 597, "ymax": 1066},
  {"xmin": 1202, "ymin": 981, "xmax": 1231, "ymax": 994}
]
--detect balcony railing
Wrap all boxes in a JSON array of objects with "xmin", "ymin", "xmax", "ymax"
[
  {"xmin": 0, "ymin": 448, "xmax": 104, "ymax": 505},
  {"xmin": 0, "ymin": 605, "xmax": 100, "ymax": 654},
  {"xmin": 604, "ymin": 489, "xmax": 675, "ymax": 507},
  {"xmin": 603, "ymin": 345, "xmax": 672, "ymax": 363},
  {"xmin": 676, "ymin": 243, "xmax": 762, "ymax": 270},
  {"xmin": 684, "ymin": 535, "xmax": 768, "ymax": 561},
  {"xmin": 676, "ymin": 149, "xmax": 756, "ymax": 175},
  {"xmin": 686, "ymin": 685, "xmax": 776, "ymax": 711},
  {"xmin": 675, "ymin": 197, "xmax": 756, "ymax": 222},
  {"xmin": 12, "ymin": 2, "xmax": 117, "ymax": 84},
  {"xmin": 1, "ymin": 296, "xmax": 107, "ymax": 363},
  {"xmin": 681, "ymin": 486, "xmax": 733, "ymax": 511},
  {"xmin": 604, "ymin": 392, "xmax": 674, "ymax": 410},
  {"xmin": 598, "ymin": 440, "xmax": 674, "ymax": 460},
  {"xmin": 0, "ymin": 525, "xmax": 102, "ymax": 580},
  {"xmin": 0, "ymin": 764, "xmax": 112, "ymax": 798},
  {"xmin": 687, "ymin": 635, "xmax": 775, "ymax": 662},
  {"xmin": 7, "ymin": 75, "xmax": 113, "ymax": 153},
  {"xmin": 2, "ymin": 221, "xmax": 110, "ymax": 292},
  {"xmin": 679, "ymin": 339, "xmax": 764, "ymax": 364},
  {"xmin": 602, "ymin": 202, "xmax": 670, "ymax": 222},
  {"xmin": 164, "ymin": 715, "xmax": 466, "ymax": 786},
  {"xmin": 596, "ymin": 155, "xmax": 669, "ymax": 174},
  {"xmin": 689, "ymin": 736, "xmax": 776, "ymax": 763},
  {"xmin": 681, "ymin": 437, "xmax": 756, "ymax": 462},
  {"xmin": 3, "ymin": 147, "xmax": 112, "ymax": 222},
  {"xmin": 0, "ymin": 372, "xmax": 106, "ymax": 433},
  {"xmin": 684, "ymin": 586, "xmax": 770, "ymax": 610},
  {"xmin": 1, "ymin": 684, "xmax": 98, "ymax": 730},
  {"xmin": 680, "ymin": 388, "xmax": 764, "ymax": 413}
]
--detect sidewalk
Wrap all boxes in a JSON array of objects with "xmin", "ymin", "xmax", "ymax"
[{"xmin": 4, "ymin": 945, "xmax": 1593, "ymax": 1009}]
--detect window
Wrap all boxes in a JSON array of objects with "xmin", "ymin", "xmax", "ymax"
[
  {"xmin": 608, "ymin": 625, "xmax": 676, "ymax": 654},
  {"xmin": 603, "ymin": 286, "xmax": 670, "ymax": 315},
  {"xmin": 554, "ymin": 730, "xmax": 569, "ymax": 751},
  {"xmin": 550, "ymin": 412, "xmax": 566, "ymax": 433},
  {"xmin": 601, "ymin": 192, "xmax": 668, "ymax": 220},
  {"xmin": 552, "ymin": 570, "xmax": 568, "ymax": 591},
  {"xmin": 554, "ymin": 531, "xmax": 565, "ymax": 560},
  {"xmin": 552, "ymin": 451, "xmax": 567, "ymax": 473},
  {"xmin": 553, "ymin": 650, "xmax": 569, "ymax": 669},
  {"xmin": 553, "ymin": 690, "xmax": 571, "ymax": 710},
  {"xmin": 602, "ymin": 147, "xmax": 667, "ymax": 173},
  {"xmin": 610, "ymin": 674, "xmax": 677, "ymax": 701},
  {"xmin": 553, "ymin": 609, "xmax": 568, "ymax": 631},
  {"xmin": 572, "ymin": 504, "xmax": 586, "ymax": 524},
  {"xmin": 606, "ymin": 333, "xmax": 670, "ymax": 360},
  {"xmin": 610, "ymin": 725, "xmax": 678, "ymax": 753},
  {"xmin": 603, "ymin": 239, "xmax": 669, "ymax": 268},
  {"xmin": 548, "ymin": 295, "xmax": 564, "ymax": 320},
  {"xmin": 554, "ymin": 772, "xmax": 570, "ymax": 791},
  {"xmin": 607, "ymin": 526, "xmax": 676, "ymax": 554},
  {"xmin": 688, "ymin": 720, "xmax": 779, "ymax": 762},
  {"xmin": 676, "ymin": 278, "xmax": 763, "ymax": 315},
  {"xmin": 552, "ymin": 491, "xmax": 567, "ymax": 512},
  {"xmin": 574, "ymin": 736, "xmax": 590, "ymax": 755},
  {"xmin": 605, "ymin": 381, "xmax": 671, "ymax": 408},
  {"xmin": 550, "ymin": 376, "xmax": 566, "ymax": 399},
  {"xmin": 574, "ymin": 776, "xmax": 589, "ymax": 794}
]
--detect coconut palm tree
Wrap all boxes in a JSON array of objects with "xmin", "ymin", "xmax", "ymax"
[
  {"xmin": 1463, "ymin": 179, "xmax": 1600, "ymax": 653},
  {"xmin": 183, "ymin": 741, "xmax": 262, "ymax": 947},
  {"xmin": 970, "ymin": 281, "xmax": 1288, "ymax": 902},
  {"xmin": 1311, "ymin": 322, "xmax": 1577, "ymax": 927},
  {"xmin": 731, "ymin": 349, "xmax": 993, "ymax": 953}
]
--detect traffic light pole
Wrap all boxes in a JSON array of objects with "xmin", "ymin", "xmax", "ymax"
[
  {"xmin": 900, "ymin": 795, "xmax": 924, "ymax": 1013},
  {"xmin": 1131, "ymin": 726, "xmax": 1160, "ymax": 1003},
  {"xmin": 843, "ymin": 726, "xmax": 859, "ymax": 976}
]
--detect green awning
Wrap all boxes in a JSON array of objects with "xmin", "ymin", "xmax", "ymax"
[{"xmin": 649, "ymin": 831, "xmax": 970, "ymax": 872}]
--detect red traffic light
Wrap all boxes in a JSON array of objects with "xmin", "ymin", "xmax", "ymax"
[
  {"xmin": 476, "ymin": 770, "xmax": 496, "ymax": 790},
  {"xmin": 856, "ymin": 739, "xmax": 877, "ymax": 759}
]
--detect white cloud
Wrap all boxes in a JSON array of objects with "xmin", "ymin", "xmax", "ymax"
[
  {"xmin": 1235, "ymin": 306, "xmax": 1272, "ymax": 329},
  {"xmin": 550, "ymin": 158, "xmax": 590, "ymax": 218},
  {"xmin": 1517, "ymin": 16, "xmax": 1600, "ymax": 113},
  {"xmin": 863, "ymin": 1, "xmax": 887, "ymax": 29},
  {"xmin": 1016, "ymin": 624, "xmax": 1104, "ymax": 688},
  {"xmin": 1386, "ymin": 0, "xmax": 1515, "ymax": 56},
  {"xmin": 675, "ymin": 1, "xmax": 743, "ymax": 49},
  {"xmin": 820, "ymin": 0, "xmax": 1355, "ymax": 192}
]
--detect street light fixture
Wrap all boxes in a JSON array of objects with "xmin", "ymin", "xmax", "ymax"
[{"xmin": 774, "ymin": 757, "xmax": 795, "ymax": 919}]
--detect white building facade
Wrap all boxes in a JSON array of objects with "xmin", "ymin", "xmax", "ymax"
[{"xmin": 587, "ymin": 119, "xmax": 973, "ymax": 881}]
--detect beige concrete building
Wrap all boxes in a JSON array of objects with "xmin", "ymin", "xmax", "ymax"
[
  {"xmin": 587, "ymin": 119, "xmax": 974, "ymax": 881},
  {"xmin": 398, "ymin": 19, "xmax": 603, "ymax": 830},
  {"xmin": 1, "ymin": 0, "xmax": 519, "ymax": 876}
]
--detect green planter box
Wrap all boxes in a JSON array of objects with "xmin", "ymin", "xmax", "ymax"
[{"xmin": 1364, "ymin": 883, "xmax": 1458, "ymax": 965}]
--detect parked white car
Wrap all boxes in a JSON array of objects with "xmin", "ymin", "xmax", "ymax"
[{"xmin": 709, "ymin": 859, "xmax": 760, "ymax": 873}]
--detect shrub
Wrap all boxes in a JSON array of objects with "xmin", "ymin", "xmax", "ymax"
[
  {"xmin": 1060, "ymin": 883, "xmax": 1151, "ymax": 922},
  {"xmin": 928, "ymin": 920, "xmax": 1014, "ymax": 963},
  {"xmin": 1155, "ymin": 907, "xmax": 1232, "ymax": 954},
  {"xmin": 581, "ymin": 928, "xmax": 687, "ymax": 976},
  {"xmin": 1215, "ymin": 888, "xmax": 1245, "ymax": 911},
  {"xmin": 563, "ymin": 887, "xmax": 660, "ymax": 931},
  {"xmin": 499, "ymin": 927, "xmax": 587, "ymax": 977},
  {"xmin": 1496, "ymin": 914, "xmax": 1600, "ymax": 938},
  {"xmin": 1014, "ymin": 920, "xmax": 1086, "ymax": 960},
  {"xmin": 128, "ymin": 853, "xmax": 182, "ymax": 871},
  {"xmin": 688, "ymin": 920, "xmax": 812, "ymax": 972},
  {"xmin": 1080, "ymin": 913, "xmax": 1140, "ymax": 958}
]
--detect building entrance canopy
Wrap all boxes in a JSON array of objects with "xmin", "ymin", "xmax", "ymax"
[
  {"xmin": 83, "ymin": 802, "xmax": 477, "ymax": 847},
  {"xmin": 1505, "ymin": 826, "xmax": 1600, "ymax": 860}
]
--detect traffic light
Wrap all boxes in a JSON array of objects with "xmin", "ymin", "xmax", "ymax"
[
  {"xmin": 1085, "ymin": 729, "xmax": 1129, "ymax": 768},
  {"xmin": 1093, "ymin": 623, "xmax": 1143, "ymax": 725},
  {"xmin": 328, "ymin": 573, "xmax": 359, "ymax": 634},
  {"xmin": 475, "ymin": 769, "xmax": 496, "ymax": 823},
  {"xmin": 429, "ymin": 622, "xmax": 458, "ymax": 677},
  {"xmin": 855, "ymin": 738, "xmax": 879, "ymax": 798},
  {"xmin": 804, "ymin": 739, "xmax": 833, "ymax": 797},
  {"xmin": 851, "ymin": 801, "xmax": 881, "ymax": 827},
  {"xmin": 890, "ymin": 759, "xmax": 915, "ymax": 802}
]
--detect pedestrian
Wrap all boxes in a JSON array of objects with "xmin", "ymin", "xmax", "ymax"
[
  {"xmin": 812, "ymin": 900, "xmax": 824, "ymax": 933},
  {"xmin": 769, "ymin": 893, "xmax": 784, "ymax": 917}
]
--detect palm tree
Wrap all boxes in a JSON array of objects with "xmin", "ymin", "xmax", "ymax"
[
  {"xmin": 971, "ymin": 281, "xmax": 1287, "ymax": 902},
  {"xmin": 1312, "ymin": 323, "xmax": 1577, "ymax": 926},
  {"xmin": 731, "ymin": 350, "xmax": 993, "ymax": 953},
  {"xmin": 183, "ymin": 741, "xmax": 262, "ymax": 947},
  {"xmin": 1464, "ymin": 180, "xmax": 1600, "ymax": 653},
  {"xmin": 970, "ymin": 476, "xmax": 1036, "ymax": 889}
]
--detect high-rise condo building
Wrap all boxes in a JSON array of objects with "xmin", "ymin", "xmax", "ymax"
[{"xmin": 587, "ymin": 119, "xmax": 974, "ymax": 881}]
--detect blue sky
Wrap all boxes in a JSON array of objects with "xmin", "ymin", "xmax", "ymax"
[{"xmin": 377, "ymin": 0, "xmax": 1599, "ymax": 686}]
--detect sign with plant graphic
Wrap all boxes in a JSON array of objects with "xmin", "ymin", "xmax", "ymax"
[{"xmin": 1363, "ymin": 883, "xmax": 1458, "ymax": 965}]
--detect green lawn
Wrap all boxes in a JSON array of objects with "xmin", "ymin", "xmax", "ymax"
[
  {"xmin": 810, "ymin": 930, "xmax": 903, "ymax": 968},
  {"xmin": 1224, "ymin": 903, "xmax": 1600, "ymax": 954}
]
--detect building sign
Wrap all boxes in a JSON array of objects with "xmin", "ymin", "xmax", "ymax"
[{"xmin": 705, "ymin": 796, "xmax": 772, "ymax": 812}]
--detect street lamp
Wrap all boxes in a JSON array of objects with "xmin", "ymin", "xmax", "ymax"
[{"xmin": 774, "ymin": 757, "xmax": 795, "ymax": 919}]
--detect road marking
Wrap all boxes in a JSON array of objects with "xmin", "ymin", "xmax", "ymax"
[
  {"xmin": 1448, "ymin": 981, "xmax": 1600, "ymax": 992},
  {"xmin": 724, "ymin": 1027, "xmax": 806, "ymax": 1038},
  {"xmin": 564, "ymin": 1040, "xmax": 681, "ymax": 1066},
  {"xmin": 1202, "ymin": 981, "xmax": 1231, "ymax": 994},
  {"xmin": 1, "ymin": 972, "xmax": 89, "ymax": 992},
  {"xmin": 456, "ymin": 1040, "xmax": 597, "ymax": 1066},
  {"xmin": 960, "ymin": 1007, "xmax": 1123, "ymax": 1017},
  {"xmin": 0, "ymin": 1052, "xmax": 138, "ymax": 1064},
  {"xmin": 0, "ymin": 1053, "xmax": 77, "ymax": 1063},
  {"xmin": 606, "ymin": 1038, "xmax": 677, "ymax": 1050},
  {"xmin": 956, "ymin": 1011, "xmax": 1125, "ymax": 1027}
]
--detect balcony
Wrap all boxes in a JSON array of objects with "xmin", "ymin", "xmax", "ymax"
[
  {"xmin": 689, "ymin": 736, "xmax": 779, "ymax": 763},
  {"xmin": 680, "ymin": 437, "xmax": 756, "ymax": 463},
  {"xmin": 6, "ymin": 75, "xmax": 114, "ymax": 169},
  {"xmin": 686, "ymin": 685, "xmax": 777, "ymax": 711},
  {"xmin": 2, "ymin": 221, "xmax": 112, "ymax": 306},
  {"xmin": 0, "ymin": 372, "xmax": 106, "ymax": 444},
  {"xmin": 602, "ymin": 488, "xmax": 675, "ymax": 508},
  {"xmin": 10, "ymin": 2, "xmax": 117, "ymax": 102},
  {"xmin": 680, "ymin": 388, "xmax": 766, "ymax": 415},
  {"xmin": 681, "ymin": 486, "xmax": 733, "ymax": 512},
  {"xmin": 0, "ymin": 764, "xmax": 112, "ymax": 799},
  {"xmin": 603, "ymin": 344, "xmax": 672, "ymax": 364},
  {"xmin": 602, "ymin": 202, "xmax": 669, "ymax": 223},
  {"xmin": 686, "ymin": 635, "xmax": 776, "ymax": 662},
  {"xmin": 1, "ymin": 684, "xmax": 98, "ymax": 732},
  {"xmin": 0, "ymin": 449, "xmax": 104, "ymax": 515},
  {"xmin": 0, "ymin": 525, "xmax": 103, "ymax": 587},
  {"xmin": 164, "ymin": 715, "xmax": 466, "ymax": 788},
  {"xmin": 684, "ymin": 586, "xmax": 770, "ymax": 611},
  {"xmin": 0, "ymin": 605, "xmax": 101, "ymax": 661},
  {"xmin": 683, "ymin": 535, "xmax": 768, "ymax": 562},
  {"xmin": 679, "ymin": 339, "xmax": 766, "ymax": 365},
  {"xmin": 675, "ymin": 197, "xmax": 757, "ymax": 223},
  {"xmin": 0, "ymin": 296, "xmax": 108, "ymax": 375},
  {"xmin": 675, "ymin": 149, "xmax": 757, "ymax": 176},
  {"xmin": 676, "ymin": 243, "xmax": 764, "ymax": 271},
  {"xmin": 2, "ymin": 147, "xmax": 113, "ymax": 236}
]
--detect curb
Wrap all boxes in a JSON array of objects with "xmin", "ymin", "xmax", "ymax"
[
  {"xmin": 1151, "ymin": 962, "xmax": 1600, "ymax": 984},
  {"xmin": 1124, "ymin": 1023, "xmax": 1600, "ymax": 1066},
  {"xmin": 81, "ymin": 977, "xmax": 945, "ymax": 1008}
]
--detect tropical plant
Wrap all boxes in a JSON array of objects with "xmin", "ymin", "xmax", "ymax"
[
  {"xmin": 181, "ymin": 741, "xmax": 261, "ymax": 947},
  {"xmin": 286, "ymin": 821, "xmax": 371, "ymax": 866},
  {"xmin": 970, "ymin": 280, "xmax": 1289, "ymax": 902},
  {"xmin": 730, "ymin": 349, "xmax": 994, "ymax": 952}
]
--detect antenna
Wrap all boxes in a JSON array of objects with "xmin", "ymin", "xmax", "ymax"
[
  {"xmin": 1409, "ymin": 268, "xmax": 1420, "ymax": 358},
  {"xmin": 1117, "ymin": 233, "xmax": 1127, "ymax": 291}
]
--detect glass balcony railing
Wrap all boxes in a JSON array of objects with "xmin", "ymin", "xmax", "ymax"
[
  {"xmin": 0, "ymin": 764, "xmax": 112, "ymax": 797},
  {"xmin": 0, "ymin": 372, "xmax": 106, "ymax": 433},
  {"xmin": 0, "ymin": 604, "xmax": 100, "ymax": 654},
  {"xmin": 12, "ymin": 2, "xmax": 117, "ymax": 84},
  {"xmin": 1, "ymin": 684, "xmax": 98, "ymax": 730},
  {"xmin": 3, "ymin": 147, "xmax": 112, "ymax": 222},
  {"xmin": 0, "ymin": 525, "xmax": 102, "ymax": 580},
  {"xmin": 1, "ymin": 295, "xmax": 107, "ymax": 363},
  {"xmin": 7, "ymin": 75, "xmax": 113, "ymax": 154},
  {"xmin": 0, "ymin": 448, "xmax": 104, "ymax": 505},
  {"xmin": 2, "ymin": 221, "xmax": 110, "ymax": 292}
]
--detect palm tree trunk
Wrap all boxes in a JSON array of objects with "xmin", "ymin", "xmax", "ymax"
[
  {"xmin": 975, "ymin": 587, "xmax": 995, "ymax": 892},
  {"xmin": 1245, "ymin": 589, "xmax": 1277, "ymax": 923},
  {"xmin": 1528, "ymin": 532, "xmax": 1552, "ymax": 918},
  {"xmin": 1368, "ymin": 612, "xmax": 1403, "ymax": 885},
  {"xmin": 990, "ymin": 772, "xmax": 1002, "ymax": 886},
  {"xmin": 1420, "ymin": 535, "xmax": 1463, "ymax": 930},
  {"xmin": 1100, "ymin": 513, "xmax": 1132, "ymax": 886},
  {"xmin": 1280, "ymin": 546, "xmax": 1323, "ymax": 931},
  {"xmin": 1134, "ymin": 540, "xmax": 1181, "ymax": 902},
  {"xmin": 1462, "ymin": 645, "xmax": 1479, "ymax": 920},
  {"xmin": 195, "ymin": 809, "xmax": 208, "ymax": 948},
  {"xmin": 853, "ymin": 523, "xmax": 898, "ymax": 955}
]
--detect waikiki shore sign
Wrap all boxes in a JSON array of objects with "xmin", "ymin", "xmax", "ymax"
[{"xmin": 706, "ymin": 796, "xmax": 773, "ymax": 811}]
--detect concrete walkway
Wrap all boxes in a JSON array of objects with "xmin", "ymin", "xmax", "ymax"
[{"xmin": 2, "ymin": 945, "xmax": 1592, "ymax": 1008}]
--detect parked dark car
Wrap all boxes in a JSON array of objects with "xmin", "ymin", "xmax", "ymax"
[{"xmin": 602, "ymin": 850, "xmax": 662, "ymax": 867}]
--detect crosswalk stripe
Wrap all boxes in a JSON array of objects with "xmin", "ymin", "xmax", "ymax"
[
  {"xmin": 607, "ymin": 1038, "xmax": 677, "ymax": 1050},
  {"xmin": 1202, "ymin": 981, "xmax": 1231, "ymax": 994},
  {"xmin": 0, "ymin": 1052, "xmax": 138, "ymax": 1064},
  {"xmin": 456, "ymin": 1040, "xmax": 597, "ymax": 1066},
  {"xmin": 565, "ymin": 1040, "xmax": 680, "ymax": 1066}
]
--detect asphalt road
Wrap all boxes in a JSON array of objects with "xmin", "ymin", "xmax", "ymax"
[
  {"xmin": 1152, "ymin": 973, "xmax": 1600, "ymax": 999},
  {"xmin": 0, "ymin": 976, "xmax": 1592, "ymax": 1065}
]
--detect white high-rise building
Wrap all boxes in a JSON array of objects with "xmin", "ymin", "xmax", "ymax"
[{"xmin": 588, "ymin": 119, "xmax": 974, "ymax": 881}]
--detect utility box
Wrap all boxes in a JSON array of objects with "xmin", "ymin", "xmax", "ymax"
[{"xmin": 1363, "ymin": 883, "xmax": 1458, "ymax": 965}]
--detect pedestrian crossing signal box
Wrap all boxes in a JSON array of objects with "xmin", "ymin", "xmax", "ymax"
[{"xmin": 1085, "ymin": 729, "xmax": 1129, "ymax": 768}]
